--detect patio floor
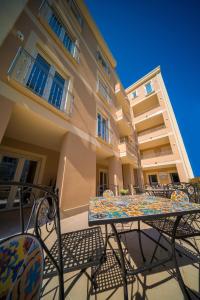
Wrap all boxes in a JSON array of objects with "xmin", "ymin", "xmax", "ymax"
[{"xmin": 42, "ymin": 211, "xmax": 200, "ymax": 300}]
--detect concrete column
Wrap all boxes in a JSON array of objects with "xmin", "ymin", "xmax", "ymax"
[
  {"xmin": 108, "ymin": 156, "xmax": 123, "ymax": 195},
  {"xmin": 176, "ymin": 163, "xmax": 188, "ymax": 182},
  {"xmin": 56, "ymin": 132, "xmax": 96, "ymax": 212},
  {"xmin": 0, "ymin": 97, "xmax": 13, "ymax": 143},
  {"xmin": 122, "ymin": 164, "xmax": 134, "ymax": 195}
]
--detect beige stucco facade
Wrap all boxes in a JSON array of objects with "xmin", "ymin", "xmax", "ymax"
[
  {"xmin": 126, "ymin": 67, "xmax": 194, "ymax": 186},
  {"xmin": 0, "ymin": 0, "xmax": 194, "ymax": 214}
]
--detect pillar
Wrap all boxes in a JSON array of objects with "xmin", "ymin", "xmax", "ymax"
[
  {"xmin": 108, "ymin": 156, "xmax": 123, "ymax": 195},
  {"xmin": 122, "ymin": 164, "xmax": 135, "ymax": 195},
  {"xmin": 56, "ymin": 132, "xmax": 96, "ymax": 212},
  {"xmin": 176, "ymin": 163, "xmax": 188, "ymax": 182},
  {"xmin": 0, "ymin": 97, "xmax": 13, "ymax": 143}
]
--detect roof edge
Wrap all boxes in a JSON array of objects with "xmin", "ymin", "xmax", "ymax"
[
  {"xmin": 125, "ymin": 66, "xmax": 161, "ymax": 93},
  {"xmin": 77, "ymin": 0, "xmax": 117, "ymax": 68}
]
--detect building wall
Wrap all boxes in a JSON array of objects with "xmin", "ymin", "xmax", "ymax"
[
  {"xmin": 0, "ymin": 1, "xmax": 194, "ymax": 215},
  {"xmin": 1, "ymin": 136, "xmax": 59, "ymax": 186},
  {"xmin": 126, "ymin": 67, "xmax": 194, "ymax": 184}
]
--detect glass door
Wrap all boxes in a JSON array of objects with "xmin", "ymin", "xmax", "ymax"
[
  {"xmin": 99, "ymin": 170, "xmax": 108, "ymax": 196},
  {"xmin": 0, "ymin": 151, "xmax": 40, "ymax": 210},
  {"xmin": 148, "ymin": 174, "xmax": 158, "ymax": 186}
]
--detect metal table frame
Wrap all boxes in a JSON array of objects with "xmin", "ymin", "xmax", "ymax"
[{"xmin": 89, "ymin": 196, "xmax": 200, "ymax": 300}]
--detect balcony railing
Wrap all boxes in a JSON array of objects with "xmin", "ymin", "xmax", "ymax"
[
  {"xmin": 8, "ymin": 48, "xmax": 74, "ymax": 116},
  {"xmin": 97, "ymin": 126, "xmax": 114, "ymax": 145},
  {"xmin": 97, "ymin": 79, "xmax": 112, "ymax": 103},
  {"xmin": 39, "ymin": 1, "xmax": 80, "ymax": 62},
  {"xmin": 119, "ymin": 137, "xmax": 138, "ymax": 156}
]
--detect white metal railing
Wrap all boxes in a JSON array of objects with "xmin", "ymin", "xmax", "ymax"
[
  {"xmin": 97, "ymin": 78, "xmax": 112, "ymax": 103},
  {"xmin": 8, "ymin": 47, "xmax": 74, "ymax": 116},
  {"xmin": 97, "ymin": 125, "xmax": 113, "ymax": 144},
  {"xmin": 40, "ymin": 1, "xmax": 80, "ymax": 62}
]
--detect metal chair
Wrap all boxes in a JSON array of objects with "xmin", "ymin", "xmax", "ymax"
[
  {"xmin": 0, "ymin": 182, "xmax": 105, "ymax": 299},
  {"xmin": 143, "ymin": 186, "xmax": 200, "ymax": 299},
  {"xmin": 103, "ymin": 189, "xmax": 114, "ymax": 197},
  {"xmin": 0, "ymin": 233, "xmax": 44, "ymax": 300}
]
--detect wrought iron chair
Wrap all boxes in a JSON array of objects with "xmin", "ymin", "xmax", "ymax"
[
  {"xmin": 0, "ymin": 182, "xmax": 105, "ymax": 299},
  {"xmin": 103, "ymin": 189, "xmax": 114, "ymax": 197},
  {"xmin": 0, "ymin": 233, "xmax": 44, "ymax": 300},
  {"xmin": 143, "ymin": 185, "xmax": 200, "ymax": 298}
]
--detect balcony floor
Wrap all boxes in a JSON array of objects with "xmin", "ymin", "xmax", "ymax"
[{"xmin": 0, "ymin": 210, "xmax": 198, "ymax": 299}]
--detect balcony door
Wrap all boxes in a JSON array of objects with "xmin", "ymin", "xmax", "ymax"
[
  {"xmin": 148, "ymin": 174, "xmax": 158, "ymax": 186},
  {"xmin": 98, "ymin": 169, "xmax": 108, "ymax": 196},
  {"xmin": 0, "ymin": 151, "xmax": 41, "ymax": 210}
]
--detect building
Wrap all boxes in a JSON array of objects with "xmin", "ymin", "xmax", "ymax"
[
  {"xmin": 0, "ymin": 0, "xmax": 193, "ymax": 216},
  {"xmin": 126, "ymin": 67, "xmax": 194, "ymax": 186}
]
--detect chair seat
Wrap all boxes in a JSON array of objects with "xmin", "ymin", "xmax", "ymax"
[
  {"xmin": 44, "ymin": 226, "xmax": 105, "ymax": 278},
  {"xmin": 0, "ymin": 234, "xmax": 44, "ymax": 300},
  {"xmin": 145, "ymin": 217, "xmax": 200, "ymax": 239}
]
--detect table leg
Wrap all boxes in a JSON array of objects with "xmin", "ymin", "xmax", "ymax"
[
  {"xmin": 171, "ymin": 216, "xmax": 191, "ymax": 300},
  {"xmin": 111, "ymin": 223, "xmax": 128, "ymax": 300}
]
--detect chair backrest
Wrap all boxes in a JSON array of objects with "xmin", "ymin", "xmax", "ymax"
[
  {"xmin": 0, "ymin": 233, "xmax": 44, "ymax": 300},
  {"xmin": 103, "ymin": 189, "xmax": 114, "ymax": 197},
  {"xmin": 0, "ymin": 181, "xmax": 64, "ymax": 299},
  {"xmin": 170, "ymin": 189, "xmax": 189, "ymax": 202}
]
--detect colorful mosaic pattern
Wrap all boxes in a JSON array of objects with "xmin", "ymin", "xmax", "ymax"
[
  {"xmin": 88, "ymin": 195, "xmax": 200, "ymax": 225},
  {"xmin": 0, "ymin": 234, "xmax": 44, "ymax": 300},
  {"xmin": 170, "ymin": 190, "xmax": 189, "ymax": 202}
]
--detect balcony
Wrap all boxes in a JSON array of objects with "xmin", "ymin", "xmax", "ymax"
[
  {"xmin": 39, "ymin": 1, "xmax": 80, "ymax": 63},
  {"xmin": 8, "ymin": 48, "xmax": 74, "ymax": 116},
  {"xmin": 138, "ymin": 125, "xmax": 171, "ymax": 149},
  {"xmin": 134, "ymin": 106, "xmax": 163, "ymax": 125},
  {"xmin": 135, "ymin": 111, "xmax": 165, "ymax": 134},
  {"xmin": 130, "ymin": 89, "xmax": 158, "ymax": 107},
  {"xmin": 118, "ymin": 138, "xmax": 138, "ymax": 166},
  {"xmin": 141, "ymin": 153, "xmax": 177, "ymax": 169},
  {"xmin": 115, "ymin": 108, "xmax": 132, "ymax": 136},
  {"xmin": 97, "ymin": 78, "xmax": 112, "ymax": 104},
  {"xmin": 115, "ymin": 82, "xmax": 129, "ymax": 105}
]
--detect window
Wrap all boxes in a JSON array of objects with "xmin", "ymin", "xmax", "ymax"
[
  {"xmin": 145, "ymin": 82, "xmax": 153, "ymax": 94},
  {"xmin": 49, "ymin": 72, "xmax": 65, "ymax": 109},
  {"xmin": 97, "ymin": 50, "xmax": 110, "ymax": 76},
  {"xmin": 132, "ymin": 90, "xmax": 137, "ymax": 99},
  {"xmin": 170, "ymin": 173, "xmax": 180, "ymax": 184},
  {"xmin": 26, "ymin": 54, "xmax": 50, "ymax": 97},
  {"xmin": 148, "ymin": 174, "xmax": 158, "ymax": 185},
  {"xmin": 97, "ymin": 77, "xmax": 111, "ymax": 102},
  {"xmin": 48, "ymin": 11, "xmax": 78, "ymax": 59},
  {"xmin": 49, "ymin": 13, "xmax": 62, "ymax": 37},
  {"xmin": 97, "ymin": 113, "xmax": 109, "ymax": 142},
  {"xmin": 67, "ymin": 0, "xmax": 83, "ymax": 27},
  {"xmin": 26, "ymin": 53, "xmax": 68, "ymax": 111}
]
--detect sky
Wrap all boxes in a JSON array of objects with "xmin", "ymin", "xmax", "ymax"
[{"xmin": 85, "ymin": 0, "xmax": 200, "ymax": 177}]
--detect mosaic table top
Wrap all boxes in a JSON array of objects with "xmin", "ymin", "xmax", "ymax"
[{"xmin": 88, "ymin": 194, "xmax": 200, "ymax": 225}]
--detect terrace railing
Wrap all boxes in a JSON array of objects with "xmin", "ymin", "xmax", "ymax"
[{"xmin": 8, "ymin": 48, "xmax": 74, "ymax": 116}]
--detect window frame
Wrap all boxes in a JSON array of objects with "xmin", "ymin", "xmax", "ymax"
[
  {"xmin": 144, "ymin": 81, "xmax": 154, "ymax": 95},
  {"xmin": 132, "ymin": 90, "xmax": 138, "ymax": 99},
  {"xmin": 97, "ymin": 74, "xmax": 111, "ymax": 103},
  {"xmin": 47, "ymin": 7, "xmax": 79, "ymax": 61},
  {"xmin": 67, "ymin": 0, "xmax": 83, "ymax": 27},
  {"xmin": 25, "ymin": 51, "xmax": 69, "ymax": 112},
  {"xmin": 96, "ymin": 48, "xmax": 110, "ymax": 77},
  {"xmin": 97, "ymin": 112, "xmax": 110, "ymax": 143}
]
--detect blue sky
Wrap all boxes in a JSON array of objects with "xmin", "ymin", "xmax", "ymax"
[{"xmin": 85, "ymin": 0, "xmax": 200, "ymax": 177}]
